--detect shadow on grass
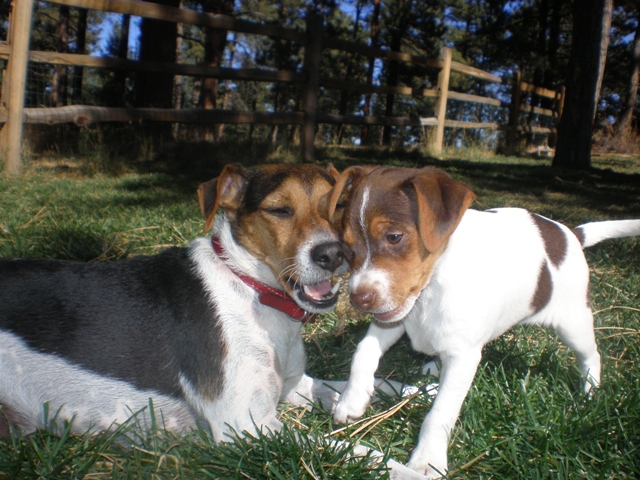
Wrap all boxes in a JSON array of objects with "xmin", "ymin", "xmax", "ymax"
[
  {"xmin": 22, "ymin": 228, "xmax": 133, "ymax": 262},
  {"xmin": 314, "ymin": 146, "xmax": 640, "ymax": 218},
  {"xmin": 36, "ymin": 141, "xmax": 639, "ymax": 222}
]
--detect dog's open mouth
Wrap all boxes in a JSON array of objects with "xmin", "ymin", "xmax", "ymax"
[{"xmin": 289, "ymin": 277, "xmax": 342, "ymax": 309}]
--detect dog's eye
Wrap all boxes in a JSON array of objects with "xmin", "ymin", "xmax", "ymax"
[
  {"xmin": 265, "ymin": 206, "xmax": 294, "ymax": 218},
  {"xmin": 336, "ymin": 202, "xmax": 347, "ymax": 210},
  {"xmin": 386, "ymin": 233, "xmax": 403, "ymax": 245}
]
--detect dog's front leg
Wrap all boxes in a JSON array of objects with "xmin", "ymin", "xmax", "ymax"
[
  {"xmin": 334, "ymin": 323, "xmax": 406, "ymax": 423},
  {"xmin": 406, "ymin": 349, "xmax": 482, "ymax": 478}
]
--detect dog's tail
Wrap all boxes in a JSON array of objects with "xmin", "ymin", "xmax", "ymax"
[{"xmin": 572, "ymin": 219, "xmax": 640, "ymax": 248}]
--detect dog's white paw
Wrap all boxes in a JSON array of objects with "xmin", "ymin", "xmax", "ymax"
[
  {"xmin": 404, "ymin": 462, "xmax": 446, "ymax": 480},
  {"xmin": 406, "ymin": 448, "xmax": 448, "ymax": 480},
  {"xmin": 333, "ymin": 387, "xmax": 371, "ymax": 424},
  {"xmin": 387, "ymin": 459, "xmax": 431, "ymax": 479}
]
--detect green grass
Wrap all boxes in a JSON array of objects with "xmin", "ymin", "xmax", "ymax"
[{"xmin": 1, "ymin": 147, "xmax": 639, "ymax": 478}]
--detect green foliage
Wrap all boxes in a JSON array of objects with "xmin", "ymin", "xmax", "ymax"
[{"xmin": 1, "ymin": 149, "xmax": 639, "ymax": 478}]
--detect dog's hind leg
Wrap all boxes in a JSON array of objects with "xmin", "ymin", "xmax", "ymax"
[{"xmin": 553, "ymin": 309, "xmax": 601, "ymax": 392}]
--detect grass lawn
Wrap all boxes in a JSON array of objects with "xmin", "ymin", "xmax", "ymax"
[{"xmin": 1, "ymin": 146, "xmax": 639, "ymax": 479}]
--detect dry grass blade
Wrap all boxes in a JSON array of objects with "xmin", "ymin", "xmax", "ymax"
[
  {"xmin": 328, "ymin": 387, "xmax": 424, "ymax": 439},
  {"xmin": 301, "ymin": 458, "xmax": 320, "ymax": 480},
  {"xmin": 436, "ymin": 451, "xmax": 488, "ymax": 478},
  {"xmin": 18, "ymin": 206, "xmax": 48, "ymax": 229},
  {"xmin": 593, "ymin": 305, "xmax": 640, "ymax": 315}
]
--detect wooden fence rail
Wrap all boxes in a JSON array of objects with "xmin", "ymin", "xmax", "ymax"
[{"xmin": 0, "ymin": 0, "xmax": 565, "ymax": 175}]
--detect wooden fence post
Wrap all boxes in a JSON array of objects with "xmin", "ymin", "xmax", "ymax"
[
  {"xmin": 430, "ymin": 47, "xmax": 452, "ymax": 155},
  {"xmin": 301, "ymin": 13, "xmax": 323, "ymax": 162},
  {"xmin": 0, "ymin": 2, "xmax": 15, "ymax": 106},
  {"xmin": 507, "ymin": 69, "xmax": 522, "ymax": 147},
  {"xmin": 2, "ymin": 0, "xmax": 33, "ymax": 176}
]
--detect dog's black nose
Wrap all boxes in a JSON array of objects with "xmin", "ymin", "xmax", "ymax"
[{"xmin": 311, "ymin": 241, "xmax": 344, "ymax": 271}]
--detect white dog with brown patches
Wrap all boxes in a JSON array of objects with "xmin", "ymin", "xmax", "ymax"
[{"xmin": 328, "ymin": 165, "xmax": 640, "ymax": 478}]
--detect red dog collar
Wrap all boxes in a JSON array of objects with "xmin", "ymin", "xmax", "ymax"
[{"xmin": 211, "ymin": 237, "xmax": 316, "ymax": 324}]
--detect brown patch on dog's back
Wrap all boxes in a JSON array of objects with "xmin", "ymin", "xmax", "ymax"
[
  {"xmin": 530, "ymin": 213, "xmax": 567, "ymax": 268},
  {"xmin": 530, "ymin": 261, "xmax": 553, "ymax": 314}
]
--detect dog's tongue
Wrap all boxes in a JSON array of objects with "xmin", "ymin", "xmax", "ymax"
[{"xmin": 304, "ymin": 280, "xmax": 332, "ymax": 300}]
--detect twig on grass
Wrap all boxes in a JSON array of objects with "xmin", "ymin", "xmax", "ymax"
[
  {"xmin": 131, "ymin": 444, "xmax": 181, "ymax": 469},
  {"xmin": 18, "ymin": 207, "xmax": 48, "ymax": 229},
  {"xmin": 593, "ymin": 305, "xmax": 640, "ymax": 316},
  {"xmin": 438, "ymin": 450, "xmax": 488, "ymax": 478},
  {"xmin": 595, "ymin": 325, "xmax": 640, "ymax": 340},
  {"xmin": 328, "ymin": 385, "xmax": 432, "ymax": 439},
  {"xmin": 172, "ymin": 225, "xmax": 188, "ymax": 245},
  {"xmin": 301, "ymin": 458, "xmax": 320, "ymax": 480}
]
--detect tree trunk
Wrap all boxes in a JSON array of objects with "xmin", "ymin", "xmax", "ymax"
[
  {"xmin": 52, "ymin": 5, "xmax": 69, "ymax": 107},
  {"xmin": 548, "ymin": 0, "xmax": 564, "ymax": 73},
  {"xmin": 173, "ymin": 19, "xmax": 184, "ymax": 139},
  {"xmin": 617, "ymin": 18, "xmax": 640, "ymax": 136},
  {"xmin": 217, "ymin": 35, "xmax": 236, "ymax": 139},
  {"xmin": 135, "ymin": 0, "xmax": 179, "ymax": 109},
  {"xmin": 337, "ymin": 0, "xmax": 363, "ymax": 145},
  {"xmin": 71, "ymin": 8, "xmax": 87, "ymax": 104},
  {"xmin": 196, "ymin": 0, "xmax": 233, "ymax": 141},
  {"xmin": 135, "ymin": 0, "xmax": 179, "ymax": 141},
  {"xmin": 381, "ymin": 34, "xmax": 403, "ymax": 146},
  {"xmin": 360, "ymin": 0, "xmax": 380, "ymax": 145},
  {"xmin": 114, "ymin": 14, "xmax": 130, "ymax": 107},
  {"xmin": 553, "ymin": 0, "xmax": 613, "ymax": 169}
]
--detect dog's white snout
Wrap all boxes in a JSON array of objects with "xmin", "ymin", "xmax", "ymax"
[{"xmin": 349, "ymin": 268, "xmax": 390, "ymax": 311}]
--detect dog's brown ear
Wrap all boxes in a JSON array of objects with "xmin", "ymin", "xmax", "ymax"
[
  {"xmin": 326, "ymin": 162, "xmax": 341, "ymax": 182},
  {"xmin": 327, "ymin": 165, "xmax": 375, "ymax": 224},
  {"xmin": 408, "ymin": 168, "xmax": 475, "ymax": 253},
  {"xmin": 197, "ymin": 164, "xmax": 249, "ymax": 232}
]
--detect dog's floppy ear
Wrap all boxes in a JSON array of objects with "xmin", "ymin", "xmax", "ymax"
[
  {"xmin": 327, "ymin": 165, "xmax": 375, "ymax": 224},
  {"xmin": 197, "ymin": 163, "xmax": 249, "ymax": 232},
  {"xmin": 407, "ymin": 168, "xmax": 475, "ymax": 253}
]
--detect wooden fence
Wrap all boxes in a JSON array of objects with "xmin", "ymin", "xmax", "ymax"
[{"xmin": 0, "ymin": 0, "xmax": 565, "ymax": 175}]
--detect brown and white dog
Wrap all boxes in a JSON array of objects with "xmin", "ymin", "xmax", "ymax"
[
  {"xmin": 328, "ymin": 165, "xmax": 640, "ymax": 478},
  {"xmin": 0, "ymin": 163, "xmax": 352, "ymax": 441}
]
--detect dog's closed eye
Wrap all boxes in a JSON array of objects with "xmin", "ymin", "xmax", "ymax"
[{"xmin": 265, "ymin": 206, "xmax": 294, "ymax": 218}]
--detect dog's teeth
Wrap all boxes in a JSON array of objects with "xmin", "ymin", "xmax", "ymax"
[{"xmin": 330, "ymin": 280, "xmax": 342, "ymax": 295}]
